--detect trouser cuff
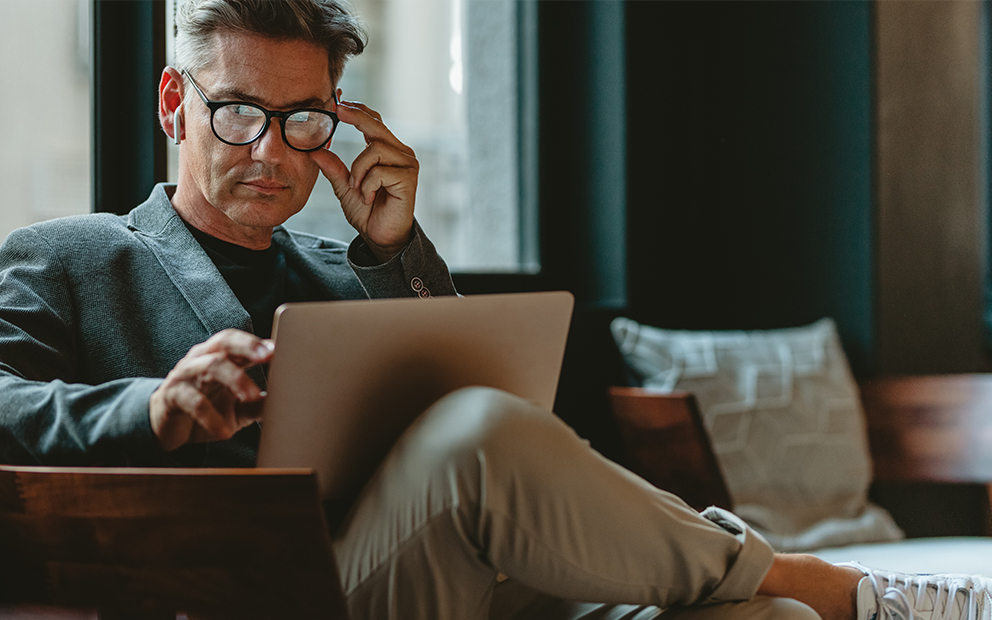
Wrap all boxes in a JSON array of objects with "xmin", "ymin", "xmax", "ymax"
[{"xmin": 698, "ymin": 507, "xmax": 776, "ymax": 604}]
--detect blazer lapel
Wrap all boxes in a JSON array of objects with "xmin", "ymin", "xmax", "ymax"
[
  {"xmin": 273, "ymin": 227, "xmax": 369, "ymax": 301},
  {"xmin": 125, "ymin": 186, "xmax": 267, "ymax": 388},
  {"xmin": 127, "ymin": 185, "xmax": 253, "ymax": 337}
]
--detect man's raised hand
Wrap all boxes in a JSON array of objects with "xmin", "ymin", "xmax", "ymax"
[
  {"xmin": 309, "ymin": 99, "xmax": 418, "ymax": 263},
  {"xmin": 149, "ymin": 329, "xmax": 274, "ymax": 452}
]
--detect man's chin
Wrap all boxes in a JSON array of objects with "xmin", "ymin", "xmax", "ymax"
[{"xmin": 221, "ymin": 197, "xmax": 303, "ymax": 229}]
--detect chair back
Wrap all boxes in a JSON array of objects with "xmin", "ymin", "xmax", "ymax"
[{"xmin": 608, "ymin": 387, "xmax": 733, "ymax": 511}]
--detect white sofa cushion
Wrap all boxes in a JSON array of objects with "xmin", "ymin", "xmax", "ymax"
[
  {"xmin": 813, "ymin": 538, "xmax": 992, "ymax": 575},
  {"xmin": 611, "ymin": 316, "xmax": 903, "ymax": 552}
]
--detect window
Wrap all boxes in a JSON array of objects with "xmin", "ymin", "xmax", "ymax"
[
  {"xmin": 0, "ymin": 0, "xmax": 91, "ymax": 241},
  {"xmin": 165, "ymin": 0, "xmax": 536, "ymax": 273}
]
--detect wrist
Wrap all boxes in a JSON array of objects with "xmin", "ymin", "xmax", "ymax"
[
  {"xmin": 363, "ymin": 230, "xmax": 412, "ymax": 264},
  {"xmin": 367, "ymin": 244, "xmax": 401, "ymax": 264}
]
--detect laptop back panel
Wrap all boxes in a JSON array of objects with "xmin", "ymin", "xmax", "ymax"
[{"xmin": 256, "ymin": 291, "xmax": 574, "ymax": 499}]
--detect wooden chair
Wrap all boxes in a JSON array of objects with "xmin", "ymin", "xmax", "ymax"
[
  {"xmin": 610, "ymin": 375, "xmax": 992, "ymax": 534},
  {"xmin": 608, "ymin": 386, "xmax": 733, "ymax": 511},
  {"xmin": 0, "ymin": 466, "xmax": 348, "ymax": 620}
]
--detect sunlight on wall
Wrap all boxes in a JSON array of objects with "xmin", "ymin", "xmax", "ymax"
[{"xmin": 0, "ymin": 0, "xmax": 91, "ymax": 242}]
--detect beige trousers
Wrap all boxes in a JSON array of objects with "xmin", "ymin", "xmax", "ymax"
[{"xmin": 332, "ymin": 387, "xmax": 819, "ymax": 620}]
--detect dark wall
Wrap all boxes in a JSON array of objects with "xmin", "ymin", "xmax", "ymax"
[
  {"xmin": 541, "ymin": 1, "xmax": 875, "ymax": 463},
  {"xmin": 547, "ymin": 2, "xmax": 989, "ymax": 535},
  {"xmin": 537, "ymin": 1, "xmax": 627, "ymax": 307},
  {"xmin": 623, "ymin": 2, "xmax": 875, "ymax": 373}
]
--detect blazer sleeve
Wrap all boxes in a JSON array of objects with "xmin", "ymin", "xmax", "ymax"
[
  {"xmin": 0, "ymin": 227, "xmax": 165, "ymax": 466},
  {"xmin": 347, "ymin": 220, "xmax": 458, "ymax": 299}
]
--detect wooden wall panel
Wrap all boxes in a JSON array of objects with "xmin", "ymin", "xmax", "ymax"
[{"xmin": 876, "ymin": 1, "xmax": 988, "ymax": 373}]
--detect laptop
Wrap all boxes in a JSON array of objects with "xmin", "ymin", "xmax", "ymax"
[{"xmin": 256, "ymin": 291, "xmax": 574, "ymax": 500}]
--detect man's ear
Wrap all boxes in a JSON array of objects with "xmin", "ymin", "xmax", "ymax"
[{"xmin": 159, "ymin": 67, "xmax": 184, "ymax": 143}]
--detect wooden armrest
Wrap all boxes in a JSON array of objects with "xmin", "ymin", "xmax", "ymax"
[
  {"xmin": 859, "ymin": 374, "xmax": 992, "ymax": 485},
  {"xmin": 0, "ymin": 466, "xmax": 348, "ymax": 619},
  {"xmin": 608, "ymin": 387, "xmax": 733, "ymax": 511}
]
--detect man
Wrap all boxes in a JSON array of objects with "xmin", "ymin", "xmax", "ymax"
[{"xmin": 0, "ymin": 1, "xmax": 986, "ymax": 619}]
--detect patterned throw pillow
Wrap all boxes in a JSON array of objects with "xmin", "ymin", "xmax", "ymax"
[{"xmin": 610, "ymin": 317, "xmax": 903, "ymax": 552}]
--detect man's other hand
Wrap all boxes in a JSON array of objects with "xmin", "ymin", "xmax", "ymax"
[
  {"xmin": 149, "ymin": 329, "xmax": 274, "ymax": 452},
  {"xmin": 309, "ymin": 99, "xmax": 418, "ymax": 263}
]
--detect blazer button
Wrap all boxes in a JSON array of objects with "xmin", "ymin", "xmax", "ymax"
[
  {"xmin": 419, "ymin": 287, "xmax": 431, "ymax": 299},
  {"xmin": 411, "ymin": 277, "xmax": 424, "ymax": 292}
]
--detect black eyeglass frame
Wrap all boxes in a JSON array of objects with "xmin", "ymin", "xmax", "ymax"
[{"xmin": 182, "ymin": 70, "xmax": 340, "ymax": 153}]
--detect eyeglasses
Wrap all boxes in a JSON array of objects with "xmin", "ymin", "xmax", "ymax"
[{"xmin": 182, "ymin": 70, "xmax": 339, "ymax": 152}]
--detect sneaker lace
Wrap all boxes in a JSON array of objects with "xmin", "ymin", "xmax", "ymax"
[{"xmin": 866, "ymin": 571, "xmax": 975, "ymax": 620}]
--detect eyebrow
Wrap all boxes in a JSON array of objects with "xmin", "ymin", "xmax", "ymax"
[{"xmin": 213, "ymin": 87, "xmax": 330, "ymax": 110}]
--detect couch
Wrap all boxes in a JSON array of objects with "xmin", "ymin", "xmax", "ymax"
[{"xmin": 552, "ymin": 306, "xmax": 992, "ymax": 575}]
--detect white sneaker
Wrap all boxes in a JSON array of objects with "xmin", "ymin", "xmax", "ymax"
[{"xmin": 838, "ymin": 561, "xmax": 992, "ymax": 620}]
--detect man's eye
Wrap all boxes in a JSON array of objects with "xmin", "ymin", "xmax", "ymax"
[{"xmin": 231, "ymin": 105, "xmax": 264, "ymax": 118}]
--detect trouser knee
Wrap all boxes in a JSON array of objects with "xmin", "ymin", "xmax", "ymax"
[{"xmin": 399, "ymin": 386, "xmax": 559, "ymax": 480}]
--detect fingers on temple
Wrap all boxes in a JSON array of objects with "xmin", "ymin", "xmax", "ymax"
[
  {"xmin": 309, "ymin": 147, "xmax": 350, "ymax": 191},
  {"xmin": 341, "ymin": 100, "xmax": 384, "ymax": 125},
  {"xmin": 349, "ymin": 143, "xmax": 418, "ymax": 194},
  {"xmin": 359, "ymin": 165, "xmax": 417, "ymax": 205},
  {"xmin": 337, "ymin": 101, "xmax": 414, "ymax": 156}
]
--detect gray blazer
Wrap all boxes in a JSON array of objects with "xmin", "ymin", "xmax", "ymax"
[{"xmin": 0, "ymin": 184, "xmax": 455, "ymax": 466}]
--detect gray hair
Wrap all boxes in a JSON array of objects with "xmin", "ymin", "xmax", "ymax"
[{"xmin": 175, "ymin": 0, "xmax": 367, "ymax": 86}]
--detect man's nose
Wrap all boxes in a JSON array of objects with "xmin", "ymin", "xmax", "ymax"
[{"xmin": 251, "ymin": 120, "xmax": 290, "ymax": 163}]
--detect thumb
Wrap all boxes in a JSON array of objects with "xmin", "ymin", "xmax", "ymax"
[
  {"xmin": 235, "ymin": 396, "xmax": 266, "ymax": 425},
  {"xmin": 309, "ymin": 147, "xmax": 352, "ymax": 199}
]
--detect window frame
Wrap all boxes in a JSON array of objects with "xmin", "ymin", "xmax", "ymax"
[
  {"xmin": 90, "ymin": 1, "xmax": 627, "ymax": 303},
  {"xmin": 91, "ymin": 0, "xmax": 167, "ymax": 216}
]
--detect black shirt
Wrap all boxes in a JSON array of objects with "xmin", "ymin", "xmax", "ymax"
[
  {"xmin": 181, "ymin": 221, "xmax": 326, "ymax": 467},
  {"xmin": 184, "ymin": 222, "xmax": 320, "ymax": 339}
]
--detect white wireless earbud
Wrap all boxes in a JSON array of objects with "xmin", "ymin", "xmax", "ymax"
[{"xmin": 173, "ymin": 103, "xmax": 183, "ymax": 146}]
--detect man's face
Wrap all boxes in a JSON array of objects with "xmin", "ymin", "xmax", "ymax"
[{"xmin": 178, "ymin": 31, "xmax": 336, "ymax": 238}]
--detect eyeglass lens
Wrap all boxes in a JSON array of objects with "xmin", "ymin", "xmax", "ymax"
[{"xmin": 213, "ymin": 104, "xmax": 336, "ymax": 150}]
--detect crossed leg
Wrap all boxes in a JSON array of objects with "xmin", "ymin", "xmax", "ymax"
[
  {"xmin": 490, "ymin": 578, "xmax": 821, "ymax": 620},
  {"xmin": 332, "ymin": 386, "xmax": 848, "ymax": 620}
]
